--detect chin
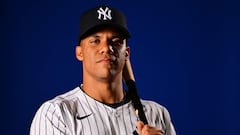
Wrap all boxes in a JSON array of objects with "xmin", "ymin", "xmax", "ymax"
[{"xmin": 98, "ymin": 70, "xmax": 117, "ymax": 80}]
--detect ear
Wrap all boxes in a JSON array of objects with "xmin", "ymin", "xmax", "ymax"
[
  {"xmin": 125, "ymin": 47, "xmax": 130, "ymax": 60},
  {"xmin": 75, "ymin": 45, "xmax": 83, "ymax": 61}
]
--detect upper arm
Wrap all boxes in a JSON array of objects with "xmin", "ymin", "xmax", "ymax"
[{"xmin": 30, "ymin": 102, "xmax": 69, "ymax": 135}]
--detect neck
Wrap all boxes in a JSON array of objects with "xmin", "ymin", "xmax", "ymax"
[{"xmin": 82, "ymin": 76, "xmax": 124, "ymax": 104}]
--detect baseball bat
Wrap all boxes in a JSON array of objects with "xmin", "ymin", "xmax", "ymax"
[{"xmin": 123, "ymin": 59, "xmax": 148, "ymax": 125}]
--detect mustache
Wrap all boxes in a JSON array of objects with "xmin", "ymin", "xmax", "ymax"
[{"xmin": 96, "ymin": 55, "xmax": 117, "ymax": 63}]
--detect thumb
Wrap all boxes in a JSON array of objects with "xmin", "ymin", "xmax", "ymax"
[{"xmin": 136, "ymin": 121, "xmax": 144, "ymax": 134}]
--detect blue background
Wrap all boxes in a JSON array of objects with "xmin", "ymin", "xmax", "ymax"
[{"xmin": 2, "ymin": 0, "xmax": 240, "ymax": 135}]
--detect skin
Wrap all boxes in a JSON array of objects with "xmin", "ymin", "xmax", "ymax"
[
  {"xmin": 76, "ymin": 27, "xmax": 164, "ymax": 135},
  {"xmin": 76, "ymin": 28, "xmax": 129, "ymax": 104},
  {"xmin": 137, "ymin": 121, "xmax": 165, "ymax": 135}
]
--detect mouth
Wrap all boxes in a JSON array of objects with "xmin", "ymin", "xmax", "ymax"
[
  {"xmin": 97, "ymin": 59, "xmax": 111, "ymax": 63},
  {"xmin": 96, "ymin": 57, "xmax": 116, "ymax": 64}
]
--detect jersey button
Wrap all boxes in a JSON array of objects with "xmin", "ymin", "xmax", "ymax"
[{"xmin": 115, "ymin": 112, "xmax": 120, "ymax": 118}]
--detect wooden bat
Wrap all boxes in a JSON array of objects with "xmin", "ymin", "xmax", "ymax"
[{"xmin": 123, "ymin": 59, "xmax": 148, "ymax": 125}]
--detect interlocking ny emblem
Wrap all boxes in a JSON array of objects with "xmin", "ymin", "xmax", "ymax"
[{"xmin": 97, "ymin": 7, "xmax": 112, "ymax": 20}]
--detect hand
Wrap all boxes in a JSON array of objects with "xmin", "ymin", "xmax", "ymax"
[{"xmin": 137, "ymin": 121, "xmax": 165, "ymax": 135}]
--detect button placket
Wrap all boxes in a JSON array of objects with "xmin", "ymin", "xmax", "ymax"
[{"xmin": 115, "ymin": 111, "xmax": 120, "ymax": 118}]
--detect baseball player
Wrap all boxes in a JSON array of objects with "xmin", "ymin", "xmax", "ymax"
[{"xmin": 30, "ymin": 5, "xmax": 176, "ymax": 135}]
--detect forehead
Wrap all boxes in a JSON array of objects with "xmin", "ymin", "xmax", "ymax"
[
  {"xmin": 82, "ymin": 26, "xmax": 126, "ymax": 39},
  {"xmin": 79, "ymin": 28, "xmax": 127, "ymax": 46},
  {"xmin": 90, "ymin": 30, "xmax": 123, "ymax": 38}
]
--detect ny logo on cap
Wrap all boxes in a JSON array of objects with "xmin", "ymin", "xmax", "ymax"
[{"xmin": 97, "ymin": 7, "xmax": 112, "ymax": 20}]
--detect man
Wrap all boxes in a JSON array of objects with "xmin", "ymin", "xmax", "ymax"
[{"xmin": 30, "ymin": 5, "xmax": 176, "ymax": 135}]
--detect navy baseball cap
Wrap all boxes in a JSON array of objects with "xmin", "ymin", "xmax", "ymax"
[{"xmin": 78, "ymin": 5, "xmax": 130, "ymax": 42}]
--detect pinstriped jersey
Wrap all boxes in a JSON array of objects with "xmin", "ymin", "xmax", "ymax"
[{"xmin": 30, "ymin": 86, "xmax": 176, "ymax": 135}]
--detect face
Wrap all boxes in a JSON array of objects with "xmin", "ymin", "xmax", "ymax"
[{"xmin": 76, "ymin": 28, "xmax": 130, "ymax": 82}]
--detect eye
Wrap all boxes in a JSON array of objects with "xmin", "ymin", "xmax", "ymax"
[
  {"xmin": 90, "ymin": 39, "xmax": 100, "ymax": 45},
  {"xmin": 110, "ymin": 38, "xmax": 124, "ymax": 46}
]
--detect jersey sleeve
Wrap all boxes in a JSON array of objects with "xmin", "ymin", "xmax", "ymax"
[
  {"xmin": 30, "ymin": 102, "xmax": 70, "ymax": 135},
  {"xmin": 162, "ymin": 106, "xmax": 177, "ymax": 135},
  {"xmin": 142, "ymin": 100, "xmax": 177, "ymax": 135}
]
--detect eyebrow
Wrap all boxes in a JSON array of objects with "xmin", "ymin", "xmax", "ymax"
[
  {"xmin": 89, "ymin": 33, "xmax": 123, "ymax": 39},
  {"xmin": 90, "ymin": 34, "xmax": 101, "ymax": 38},
  {"xmin": 112, "ymin": 35, "xmax": 124, "ymax": 39}
]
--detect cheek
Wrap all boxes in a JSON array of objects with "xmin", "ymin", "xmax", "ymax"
[
  {"xmin": 117, "ymin": 47, "xmax": 127, "ymax": 56},
  {"xmin": 118, "ymin": 51, "xmax": 128, "ymax": 66},
  {"xmin": 83, "ymin": 51, "xmax": 94, "ymax": 62},
  {"xmin": 117, "ymin": 50, "xmax": 126, "ymax": 60}
]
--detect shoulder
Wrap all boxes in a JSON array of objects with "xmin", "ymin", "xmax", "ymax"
[
  {"xmin": 48, "ymin": 86, "xmax": 81, "ymax": 104},
  {"xmin": 141, "ymin": 99, "xmax": 166, "ymax": 112},
  {"xmin": 141, "ymin": 99, "xmax": 176, "ymax": 134},
  {"xmin": 30, "ymin": 87, "xmax": 82, "ymax": 134},
  {"xmin": 141, "ymin": 99, "xmax": 172, "ymax": 121},
  {"xmin": 35, "ymin": 87, "xmax": 82, "ymax": 117}
]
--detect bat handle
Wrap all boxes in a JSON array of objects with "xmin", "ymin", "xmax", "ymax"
[
  {"xmin": 123, "ymin": 60, "xmax": 135, "ymax": 81},
  {"xmin": 123, "ymin": 60, "xmax": 148, "ymax": 125},
  {"xmin": 125, "ymin": 79, "xmax": 148, "ymax": 125}
]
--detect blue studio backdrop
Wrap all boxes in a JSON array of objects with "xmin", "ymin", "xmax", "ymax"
[{"xmin": 2, "ymin": 0, "xmax": 240, "ymax": 135}]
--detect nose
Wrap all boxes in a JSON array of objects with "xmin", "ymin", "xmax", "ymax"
[{"xmin": 100, "ymin": 41, "xmax": 114, "ymax": 54}]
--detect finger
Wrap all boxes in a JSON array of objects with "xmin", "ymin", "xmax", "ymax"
[
  {"xmin": 160, "ymin": 129, "xmax": 165, "ymax": 134},
  {"xmin": 136, "ymin": 121, "xmax": 144, "ymax": 134},
  {"xmin": 140, "ymin": 125, "xmax": 165, "ymax": 135}
]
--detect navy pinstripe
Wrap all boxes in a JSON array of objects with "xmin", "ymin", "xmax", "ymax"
[{"xmin": 30, "ymin": 86, "xmax": 176, "ymax": 135}]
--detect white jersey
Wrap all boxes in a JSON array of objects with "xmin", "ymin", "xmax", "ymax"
[{"xmin": 30, "ymin": 86, "xmax": 176, "ymax": 135}]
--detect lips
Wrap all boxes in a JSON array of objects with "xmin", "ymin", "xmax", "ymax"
[
  {"xmin": 96, "ymin": 56, "xmax": 116, "ymax": 64},
  {"xmin": 97, "ymin": 58, "xmax": 111, "ymax": 63}
]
